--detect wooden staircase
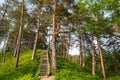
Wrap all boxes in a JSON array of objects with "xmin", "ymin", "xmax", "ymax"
[{"xmin": 39, "ymin": 50, "xmax": 50, "ymax": 78}]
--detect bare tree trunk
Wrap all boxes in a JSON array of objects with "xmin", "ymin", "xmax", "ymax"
[
  {"xmin": 48, "ymin": 34, "xmax": 51, "ymax": 57},
  {"xmin": 97, "ymin": 37, "xmax": 106, "ymax": 80},
  {"xmin": 90, "ymin": 35, "xmax": 96, "ymax": 75},
  {"xmin": 81, "ymin": 36, "xmax": 85, "ymax": 67},
  {"xmin": 65, "ymin": 46, "xmax": 68, "ymax": 59},
  {"xmin": 15, "ymin": 0, "xmax": 24, "ymax": 68},
  {"xmin": 63, "ymin": 38, "xmax": 66, "ymax": 59},
  {"xmin": 52, "ymin": 0, "xmax": 57, "ymax": 70},
  {"xmin": 67, "ymin": 34, "xmax": 70, "ymax": 60},
  {"xmin": 2, "ymin": 27, "xmax": 10, "ymax": 63},
  {"xmin": 65, "ymin": 39, "xmax": 68, "ymax": 59},
  {"xmin": 31, "ymin": 4, "xmax": 41, "ymax": 60},
  {"xmin": 79, "ymin": 35, "xmax": 83, "ymax": 66},
  {"xmin": 13, "ymin": 40, "xmax": 18, "ymax": 57}
]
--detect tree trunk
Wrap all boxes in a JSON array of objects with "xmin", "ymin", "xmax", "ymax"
[
  {"xmin": 2, "ymin": 27, "xmax": 10, "ymax": 63},
  {"xmin": 90, "ymin": 35, "xmax": 96, "ymax": 75},
  {"xmin": 97, "ymin": 37, "xmax": 106, "ymax": 80},
  {"xmin": 13, "ymin": 36, "xmax": 18, "ymax": 57},
  {"xmin": 31, "ymin": 4, "xmax": 41, "ymax": 60},
  {"xmin": 63, "ymin": 38, "xmax": 66, "ymax": 59},
  {"xmin": 67, "ymin": 34, "xmax": 70, "ymax": 60},
  {"xmin": 47, "ymin": 34, "xmax": 51, "ymax": 61},
  {"xmin": 13, "ymin": 21, "xmax": 21, "ymax": 57},
  {"xmin": 81, "ymin": 36, "xmax": 85, "ymax": 67},
  {"xmin": 79, "ymin": 34, "xmax": 83, "ymax": 66},
  {"xmin": 15, "ymin": 0, "xmax": 24, "ymax": 68},
  {"xmin": 52, "ymin": 0, "xmax": 57, "ymax": 70}
]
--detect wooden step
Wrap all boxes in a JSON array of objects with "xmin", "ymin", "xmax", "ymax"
[
  {"xmin": 39, "ymin": 72, "xmax": 47, "ymax": 76},
  {"xmin": 42, "ymin": 58, "xmax": 47, "ymax": 60},
  {"xmin": 41, "ymin": 63, "xmax": 48, "ymax": 65},
  {"xmin": 42, "ymin": 60, "xmax": 47, "ymax": 63},
  {"xmin": 39, "ymin": 50, "xmax": 50, "ymax": 77},
  {"xmin": 42, "ymin": 56, "xmax": 47, "ymax": 59},
  {"xmin": 40, "ymin": 68, "xmax": 47, "ymax": 72},
  {"xmin": 41, "ymin": 66, "xmax": 47, "ymax": 69},
  {"xmin": 42, "ymin": 52, "xmax": 47, "ymax": 54}
]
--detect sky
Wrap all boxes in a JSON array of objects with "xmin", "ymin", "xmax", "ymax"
[
  {"xmin": 0, "ymin": 41, "xmax": 4, "ymax": 50},
  {"xmin": 69, "ymin": 43, "xmax": 79, "ymax": 55},
  {"xmin": 0, "ymin": 0, "xmax": 4, "ymax": 5}
]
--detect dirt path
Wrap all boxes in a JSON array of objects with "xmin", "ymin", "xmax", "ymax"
[{"xmin": 40, "ymin": 76, "xmax": 54, "ymax": 80}]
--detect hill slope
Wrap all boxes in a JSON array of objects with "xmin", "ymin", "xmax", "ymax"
[
  {"xmin": 53, "ymin": 56, "xmax": 102, "ymax": 80},
  {"xmin": 0, "ymin": 50, "xmax": 41, "ymax": 80},
  {"xmin": 0, "ymin": 50, "xmax": 120, "ymax": 80},
  {"xmin": 53, "ymin": 56, "xmax": 120, "ymax": 80}
]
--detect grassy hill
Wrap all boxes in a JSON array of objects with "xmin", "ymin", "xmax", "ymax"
[
  {"xmin": 0, "ymin": 50, "xmax": 119, "ymax": 80},
  {"xmin": 52, "ymin": 56, "xmax": 102, "ymax": 80},
  {"xmin": 53, "ymin": 55, "xmax": 120, "ymax": 80},
  {"xmin": 0, "ymin": 50, "xmax": 41, "ymax": 80}
]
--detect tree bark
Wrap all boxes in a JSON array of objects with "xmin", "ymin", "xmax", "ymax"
[
  {"xmin": 67, "ymin": 34, "xmax": 71, "ymax": 60},
  {"xmin": 31, "ymin": 4, "xmax": 42, "ymax": 60},
  {"xmin": 52, "ymin": 0, "xmax": 57, "ymax": 70},
  {"xmin": 81, "ymin": 36, "xmax": 85, "ymax": 67},
  {"xmin": 97, "ymin": 37, "xmax": 106, "ymax": 80},
  {"xmin": 13, "ymin": 39, "xmax": 18, "ymax": 57},
  {"xmin": 2, "ymin": 27, "xmax": 10, "ymax": 63},
  {"xmin": 90, "ymin": 35, "xmax": 96, "ymax": 75},
  {"xmin": 79, "ymin": 35, "xmax": 82, "ymax": 66},
  {"xmin": 15, "ymin": 0, "xmax": 24, "ymax": 68}
]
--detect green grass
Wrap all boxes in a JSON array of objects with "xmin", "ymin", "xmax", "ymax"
[
  {"xmin": 0, "ymin": 50, "xmax": 120, "ymax": 80},
  {"xmin": 53, "ymin": 55, "xmax": 120, "ymax": 80},
  {"xmin": 107, "ymin": 76, "xmax": 120, "ymax": 80},
  {"xmin": 0, "ymin": 50, "xmax": 41, "ymax": 80},
  {"xmin": 52, "ymin": 55, "xmax": 101, "ymax": 80}
]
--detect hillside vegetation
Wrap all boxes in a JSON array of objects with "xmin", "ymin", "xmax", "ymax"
[
  {"xmin": 0, "ymin": 50, "xmax": 120, "ymax": 80},
  {"xmin": 53, "ymin": 55, "xmax": 120, "ymax": 80},
  {"xmin": 0, "ymin": 50, "xmax": 41, "ymax": 80}
]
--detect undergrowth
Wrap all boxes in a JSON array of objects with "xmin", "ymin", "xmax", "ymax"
[
  {"xmin": 0, "ymin": 50, "xmax": 119, "ymax": 80},
  {"xmin": 52, "ymin": 55, "xmax": 120, "ymax": 80},
  {"xmin": 52, "ymin": 56, "xmax": 101, "ymax": 80},
  {"xmin": 0, "ymin": 50, "xmax": 41, "ymax": 80}
]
